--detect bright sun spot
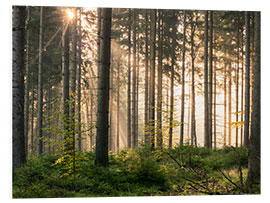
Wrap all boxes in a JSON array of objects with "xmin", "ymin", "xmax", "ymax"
[{"xmin": 66, "ymin": 9, "xmax": 74, "ymax": 20}]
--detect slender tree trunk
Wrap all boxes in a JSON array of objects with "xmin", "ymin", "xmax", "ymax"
[
  {"xmin": 224, "ymin": 62, "xmax": 227, "ymax": 147},
  {"xmin": 144, "ymin": 9, "xmax": 149, "ymax": 144},
  {"xmin": 236, "ymin": 15, "xmax": 240, "ymax": 147},
  {"xmin": 228, "ymin": 61, "xmax": 232, "ymax": 146},
  {"xmin": 149, "ymin": 9, "xmax": 156, "ymax": 151},
  {"xmin": 109, "ymin": 57, "xmax": 114, "ymax": 152},
  {"xmin": 180, "ymin": 11, "xmax": 186, "ymax": 145},
  {"xmin": 24, "ymin": 6, "xmax": 30, "ymax": 157},
  {"xmin": 31, "ymin": 87, "xmax": 35, "ymax": 154},
  {"xmin": 244, "ymin": 11, "xmax": 250, "ymax": 147},
  {"xmin": 190, "ymin": 15, "xmax": 197, "ymax": 147},
  {"xmin": 95, "ymin": 8, "xmax": 112, "ymax": 166},
  {"xmin": 13, "ymin": 6, "xmax": 26, "ymax": 170},
  {"xmin": 132, "ymin": 9, "xmax": 137, "ymax": 149},
  {"xmin": 204, "ymin": 11, "xmax": 209, "ymax": 148},
  {"xmin": 214, "ymin": 57, "xmax": 217, "ymax": 149},
  {"xmin": 77, "ymin": 8, "xmax": 82, "ymax": 151},
  {"xmin": 37, "ymin": 7, "xmax": 44, "ymax": 155},
  {"xmin": 70, "ymin": 8, "xmax": 77, "ymax": 156},
  {"xmin": 208, "ymin": 11, "xmax": 213, "ymax": 148},
  {"xmin": 246, "ymin": 11, "xmax": 260, "ymax": 190},
  {"xmin": 62, "ymin": 12, "xmax": 70, "ymax": 155},
  {"xmin": 169, "ymin": 11, "xmax": 176, "ymax": 149},
  {"xmin": 157, "ymin": 10, "xmax": 163, "ymax": 148},
  {"xmin": 241, "ymin": 22, "xmax": 244, "ymax": 146},
  {"xmin": 117, "ymin": 60, "xmax": 120, "ymax": 150},
  {"xmin": 127, "ymin": 9, "xmax": 132, "ymax": 148}
]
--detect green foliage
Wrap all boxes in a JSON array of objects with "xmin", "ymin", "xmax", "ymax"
[{"xmin": 13, "ymin": 145, "xmax": 253, "ymax": 198}]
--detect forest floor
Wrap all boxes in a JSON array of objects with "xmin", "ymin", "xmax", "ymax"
[{"xmin": 13, "ymin": 145, "xmax": 259, "ymax": 198}]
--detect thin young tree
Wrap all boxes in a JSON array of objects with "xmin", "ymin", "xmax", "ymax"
[
  {"xmin": 95, "ymin": 8, "xmax": 112, "ymax": 166},
  {"xmin": 13, "ymin": 6, "xmax": 26, "ymax": 170}
]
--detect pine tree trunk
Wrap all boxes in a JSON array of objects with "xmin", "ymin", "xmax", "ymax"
[
  {"xmin": 224, "ymin": 62, "xmax": 227, "ymax": 147},
  {"xmin": 144, "ymin": 9, "xmax": 149, "ymax": 144},
  {"xmin": 190, "ymin": 14, "xmax": 197, "ymax": 147},
  {"xmin": 109, "ymin": 57, "xmax": 114, "ymax": 152},
  {"xmin": 244, "ymin": 11, "xmax": 250, "ymax": 147},
  {"xmin": 24, "ymin": 6, "xmax": 30, "ymax": 157},
  {"xmin": 149, "ymin": 9, "xmax": 156, "ymax": 151},
  {"xmin": 246, "ymin": 11, "xmax": 260, "ymax": 190},
  {"xmin": 117, "ymin": 60, "xmax": 120, "ymax": 150},
  {"xmin": 228, "ymin": 61, "xmax": 232, "ymax": 146},
  {"xmin": 208, "ymin": 11, "xmax": 213, "ymax": 148},
  {"xmin": 62, "ymin": 11, "xmax": 70, "ymax": 155},
  {"xmin": 157, "ymin": 10, "xmax": 163, "ymax": 148},
  {"xmin": 95, "ymin": 8, "xmax": 112, "ymax": 166},
  {"xmin": 240, "ymin": 22, "xmax": 244, "ymax": 146},
  {"xmin": 70, "ymin": 8, "xmax": 77, "ymax": 155},
  {"xmin": 204, "ymin": 11, "xmax": 209, "ymax": 148},
  {"xmin": 12, "ymin": 6, "xmax": 26, "ymax": 170},
  {"xmin": 77, "ymin": 8, "xmax": 82, "ymax": 151},
  {"xmin": 180, "ymin": 11, "xmax": 186, "ymax": 145},
  {"xmin": 127, "ymin": 9, "xmax": 132, "ymax": 148},
  {"xmin": 169, "ymin": 11, "xmax": 176, "ymax": 149},
  {"xmin": 235, "ymin": 15, "xmax": 240, "ymax": 147},
  {"xmin": 132, "ymin": 9, "xmax": 137, "ymax": 149},
  {"xmin": 37, "ymin": 6, "xmax": 44, "ymax": 155}
]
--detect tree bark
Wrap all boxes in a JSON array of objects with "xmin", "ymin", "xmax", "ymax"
[
  {"xmin": 13, "ymin": 6, "xmax": 26, "ymax": 170},
  {"xmin": 95, "ymin": 8, "xmax": 112, "ymax": 166},
  {"xmin": 204, "ymin": 11, "xmax": 209, "ymax": 148},
  {"xmin": 244, "ymin": 11, "xmax": 250, "ymax": 147},
  {"xmin": 149, "ymin": 9, "xmax": 156, "ymax": 151},
  {"xmin": 37, "ymin": 7, "xmax": 44, "ymax": 155},
  {"xmin": 246, "ymin": 11, "xmax": 260, "ymax": 191},
  {"xmin": 180, "ymin": 11, "xmax": 186, "ymax": 145},
  {"xmin": 127, "ymin": 9, "xmax": 132, "ymax": 148},
  {"xmin": 157, "ymin": 10, "xmax": 163, "ymax": 148}
]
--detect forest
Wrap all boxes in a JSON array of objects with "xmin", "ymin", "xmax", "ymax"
[{"xmin": 12, "ymin": 6, "xmax": 260, "ymax": 198}]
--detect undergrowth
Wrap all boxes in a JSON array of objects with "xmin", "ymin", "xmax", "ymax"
[{"xmin": 13, "ymin": 145, "xmax": 258, "ymax": 198}]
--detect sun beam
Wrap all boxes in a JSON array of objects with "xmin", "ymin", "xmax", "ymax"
[{"xmin": 66, "ymin": 9, "xmax": 74, "ymax": 20}]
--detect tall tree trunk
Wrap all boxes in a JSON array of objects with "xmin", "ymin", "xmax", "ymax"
[
  {"xmin": 77, "ymin": 8, "xmax": 82, "ymax": 151},
  {"xmin": 62, "ymin": 11, "xmax": 70, "ymax": 155},
  {"xmin": 208, "ymin": 11, "xmax": 213, "ymax": 148},
  {"xmin": 228, "ymin": 61, "xmax": 232, "ymax": 146},
  {"xmin": 244, "ymin": 11, "xmax": 250, "ymax": 147},
  {"xmin": 190, "ymin": 14, "xmax": 197, "ymax": 147},
  {"xmin": 169, "ymin": 11, "xmax": 176, "ymax": 149},
  {"xmin": 37, "ymin": 7, "xmax": 44, "ymax": 155},
  {"xmin": 31, "ymin": 87, "xmax": 35, "ymax": 154},
  {"xmin": 132, "ymin": 9, "xmax": 137, "ymax": 149},
  {"xmin": 24, "ymin": 6, "xmax": 30, "ymax": 157},
  {"xmin": 240, "ymin": 21, "xmax": 244, "ymax": 146},
  {"xmin": 117, "ymin": 60, "xmax": 120, "ymax": 150},
  {"xmin": 246, "ymin": 11, "xmax": 260, "ymax": 191},
  {"xmin": 70, "ymin": 8, "xmax": 77, "ymax": 155},
  {"xmin": 180, "ymin": 11, "xmax": 186, "ymax": 145},
  {"xmin": 224, "ymin": 62, "xmax": 227, "ymax": 147},
  {"xmin": 109, "ymin": 57, "xmax": 114, "ymax": 152},
  {"xmin": 12, "ymin": 6, "xmax": 26, "ymax": 170},
  {"xmin": 95, "ymin": 8, "xmax": 112, "ymax": 166},
  {"xmin": 235, "ymin": 15, "xmax": 240, "ymax": 147},
  {"xmin": 149, "ymin": 9, "xmax": 156, "ymax": 151},
  {"xmin": 157, "ymin": 10, "xmax": 163, "ymax": 148},
  {"xmin": 204, "ymin": 11, "xmax": 209, "ymax": 148},
  {"xmin": 144, "ymin": 9, "xmax": 149, "ymax": 144},
  {"xmin": 127, "ymin": 9, "xmax": 132, "ymax": 148},
  {"xmin": 213, "ymin": 57, "xmax": 217, "ymax": 149}
]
